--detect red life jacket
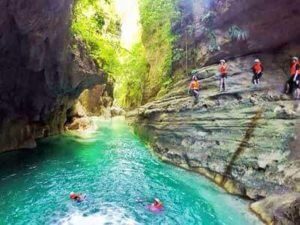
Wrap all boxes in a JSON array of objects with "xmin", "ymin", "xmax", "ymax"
[
  {"xmin": 290, "ymin": 62, "xmax": 300, "ymax": 76},
  {"xmin": 253, "ymin": 63, "xmax": 263, "ymax": 74},
  {"xmin": 219, "ymin": 64, "xmax": 228, "ymax": 74},
  {"xmin": 70, "ymin": 194, "xmax": 76, "ymax": 199}
]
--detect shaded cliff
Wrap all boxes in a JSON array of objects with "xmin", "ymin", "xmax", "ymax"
[
  {"xmin": 0, "ymin": 0, "xmax": 109, "ymax": 152},
  {"xmin": 129, "ymin": 0, "xmax": 300, "ymax": 224}
]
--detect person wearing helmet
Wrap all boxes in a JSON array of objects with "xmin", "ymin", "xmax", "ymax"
[
  {"xmin": 285, "ymin": 56, "xmax": 300, "ymax": 94},
  {"xmin": 69, "ymin": 192, "xmax": 85, "ymax": 202},
  {"xmin": 252, "ymin": 59, "xmax": 264, "ymax": 85},
  {"xmin": 219, "ymin": 59, "xmax": 229, "ymax": 92},
  {"xmin": 147, "ymin": 198, "xmax": 164, "ymax": 212},
  {"xmin": 188, "ymin": 75, "xmax": 201, "ymax": 103},
  {"xmin": 152, "ymin": 198, "xmax": 163, "ymax": 209}
]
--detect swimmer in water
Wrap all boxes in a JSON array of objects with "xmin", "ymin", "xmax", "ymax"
[
  {"xmin": 151, "ymin": 198, "xmax": 163, "ymax": 209},
  {"xmin": 69, "ymin": 192, "xmax": 85, "ymax": 202}
]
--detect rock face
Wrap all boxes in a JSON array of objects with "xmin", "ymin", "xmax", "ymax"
[
  {"xmin": 0, "ymin": 0, "xmax": 109, "ymax": 152},
  {"xmin": 128, "ymin": 55, "xmax": 300, "ymax": 197},
  {"xmin": 129, "ymin": 0, "xmax": 300, "ymax": 224},
  {"xmin": 78, "ymin": 83, "xmax": 114, "ymax": 118},
  {"xmin": 128, "ymin": 55, "xmax": 300, "ymax": 224},
  {"xmin": 251, "ymin": 193, "xmax": 300, "ymax": 225},
  {"xmin": 172, "ymin": 0, "xmax": 300, "ymax": 76}
]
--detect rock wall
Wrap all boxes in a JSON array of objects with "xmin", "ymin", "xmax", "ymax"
[
  {"xmin": 129, "ymin": 0, "xmax": 300, "ymax": 224},
  {"xmin": 172, "ymin": 0, "xmax": 300, "ymax": 77},
  {"xmin": 128, "ymin": 55, "xmax": 300, "ymax": 224},
  {"xmin": 0, "ymin": 0, "xmax": 109, "ymax": 152}
]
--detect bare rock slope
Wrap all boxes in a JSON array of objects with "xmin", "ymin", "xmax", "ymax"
[
  {"xmin": 128, "ymin": 55, "xmax": 300, "ymax": 224},
  {"xmin": 128, "ymin": 1, "xmax": 300, "ymax": 224}
]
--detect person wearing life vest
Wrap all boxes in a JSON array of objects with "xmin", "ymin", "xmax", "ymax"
[
  {"xmin": 152, "ymin": 198, "xmax": 163, "ymax": 209},
  {"xmin": 70, "ymin": 192, "xmax": 85, "ymax": 202},
  {"xmin": 285, "ymin": 56, "xmax": 300, "ymax": 94},
  {"xmin": 219, "ymin": 59, "xmax": 228, "ymax": 92},
  {"xmin": 189, "ymin": 75, "xmax": 200, "ymax": 103},
  {"xmin": 252, "ymin": 59, "xmax": 264, "ymax": 85}
]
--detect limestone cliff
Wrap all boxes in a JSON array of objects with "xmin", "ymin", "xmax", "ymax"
[
  {"xmin": 172, "ymin": 0, "xmax": 300, "ymax": 77},
  {"xmin": 0, "ymin": 0, "xmax": 110, "ymax": 152},
  {"xmin": 129, "ymin": 0, "xmax": 300, "ymax": 224}
]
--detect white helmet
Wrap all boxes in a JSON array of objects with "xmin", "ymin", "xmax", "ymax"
[
  {"xmin": 154, "ymin": 198, "xmax": 161, "ymax": 203},
  {"xmin": 292, "ymin": 56, "xmax": 299, "ymax": 61},
  {"xmin": 220, "ymin": 59, "xmax": 226, "ymax": 63},
  {"xmin": 254, "ymin": 59, "xmax": 260, "ymax": 63}
]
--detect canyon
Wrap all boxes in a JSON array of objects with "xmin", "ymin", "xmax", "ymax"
[{"xmin": 0, "ymin": 0, "xmax": 299, "ymax": 224}]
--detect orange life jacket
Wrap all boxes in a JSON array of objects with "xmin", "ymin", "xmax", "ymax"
[
  {"xmin": 253, "ymin": 63, "xmax": 263, "ymax": 74},
  {"xmin": 189, "ymin": 80, "xmax": 200, "ymax": 90},
  {"xmin": 290, "ymin": 62, "xmax": 300, "ymax": 76},
  {"xmin": 219, "ymin": 64, "xmax": 228, "ymax": 74}
]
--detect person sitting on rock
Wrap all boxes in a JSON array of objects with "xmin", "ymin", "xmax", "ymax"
[
  {"xmin": 285, "ymin": 56, "xmax": 300, "ymax": 95},
  {"xmin": 189, "ymin": 76, "xmax": 201, "ymax": 103},
  {"xmin": 219, "ymin": 59, "xmax": 229, "ymax": 92},
  {"xmin": 252, "ymin": 59, "xmax": 264, "ymax": 85}
]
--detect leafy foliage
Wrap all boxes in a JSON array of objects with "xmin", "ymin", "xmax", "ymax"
[
  {"xmin": 228, "ymin": 25, "xmax": 249, "ymax": 41},
  {"xmin": 72, "ymin": 0, "xmax": 178, "ymax": 108},
  {"xmin": 139, "ymin": 0, "xmax": 179, "ymax": 99},
  {"xmin": 72, "ymin": 0, "xmax": 149, "ymax": 108},
  {"xmin": 201, "ymin": 11, "xmax": 215, "ymax": 26},
  {"xmin": 114, "ymin": 43, "xmax": 149, "ymax": 108},
  {"xmin": 72, "ymin": 0, "xmax": 121, "ymax": 73},
  {"xmin": 203, "ymin": 29, "xmax": 220, "ymax": 53}
]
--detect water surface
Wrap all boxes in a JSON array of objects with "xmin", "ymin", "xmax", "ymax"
[{"xmin": 0, "ymin": 118, "xmax": 261, "ymax": 225}]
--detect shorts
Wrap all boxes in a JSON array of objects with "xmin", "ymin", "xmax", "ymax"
[
  {"xmin": 220, "ymin": 74, "xmax": 227, "ymax": 79},
  {"xmin": 253, "ymin": 72, "xmax": 262, "ymax": 80}
]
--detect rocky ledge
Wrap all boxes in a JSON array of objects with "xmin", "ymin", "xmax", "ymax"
[{"xmin": 127, "ymin": 55, "xmax": 300, "ymax": 225}]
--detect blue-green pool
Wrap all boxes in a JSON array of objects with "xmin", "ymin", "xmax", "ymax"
[{"xmin": 0, "ymin": 118, "xmax": 261, "ymax": 225}]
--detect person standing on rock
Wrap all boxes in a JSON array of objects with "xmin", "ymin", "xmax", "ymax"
[
  {"xmin": 189, "ymin": 76, "xmax": 201, "ymax": 103},
  {"xmin": 252, "ymin": 59, "xmax": 264, "ymax": 85},
  {"xmin": 219, "ymin": 59, "xmax": 229, "ymax": 92},
  {"xmin": 285, "ymin": 56, "xmax": 300, "ymax": 95}
]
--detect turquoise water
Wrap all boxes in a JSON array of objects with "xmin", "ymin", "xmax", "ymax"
[{"xmin": 0, "ymin": 118, "xmax": 261, "ymax": 225}]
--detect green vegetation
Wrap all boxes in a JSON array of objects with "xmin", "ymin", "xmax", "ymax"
[
  {"xmin": 72, "ymin": 0, "xmax": 178, "ymax": 108},
  {"xmin": 228, "ymin": 25, "xmax": 249, "ymax": 41},
  {"xmin": 139, "ymin": 0, "xmax": 179, "ymax": 98},
  {"xmin": 114, "ymin": 43, "xmax": 149, "ymax": 108},
  {"xmin": 72, "ymin": 0, "xmax": 121, "ymax": 73},
  {"xmin": 72, "ymin": 0, "xmax": 149, "ymax": 108}
]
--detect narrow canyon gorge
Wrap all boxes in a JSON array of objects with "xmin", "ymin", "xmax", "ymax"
[{"xmin": 0, "ymin": 0, "xmax": 299, "ymax": 224}]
